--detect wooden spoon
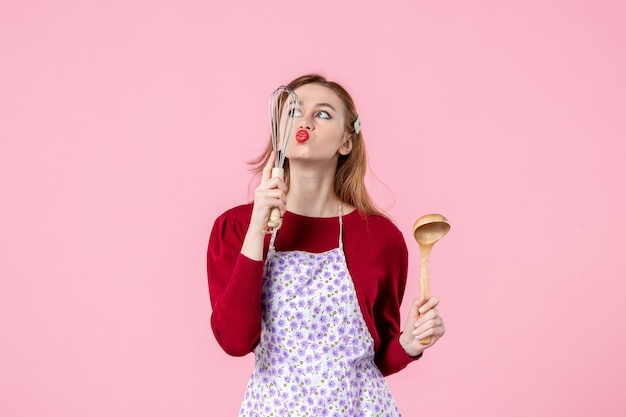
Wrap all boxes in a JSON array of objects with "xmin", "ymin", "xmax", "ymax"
[{"xmin": 413, "ymin": 214, "xmax": 450, "ymax": 345}]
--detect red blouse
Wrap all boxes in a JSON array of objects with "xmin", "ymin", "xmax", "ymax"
[{"xmin": 207, "ymin": 203, "xmax": 420, "ymax": 376}]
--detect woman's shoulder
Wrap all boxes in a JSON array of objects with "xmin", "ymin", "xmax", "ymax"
[
  {"xmin": 218, "ymin": 203, "xmax": 252, "ymax": 218},
  {"xmin": 209, "ymin": 203, "xmax": 254, "ymax": 243},
  {"xmin": 215, "ymin": 203, "xmax": 253, "ymax": 221},
  {"xmin": 345, "ymin": 210, "xmax": 406, "ymax": 245}
]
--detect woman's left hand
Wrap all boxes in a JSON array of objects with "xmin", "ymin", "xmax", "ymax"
[{"xmin": 399, "ymin": 296, "xmax": 446, "ymax": 357}]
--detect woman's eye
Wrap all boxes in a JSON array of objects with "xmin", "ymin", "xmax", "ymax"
[
  {"xmin": 288, "ymin": 109, "xmax": 302, "ymax": 117},
  {"xmin": 316, "ymin": 111, "xmax": 331, "ymax": 119}
]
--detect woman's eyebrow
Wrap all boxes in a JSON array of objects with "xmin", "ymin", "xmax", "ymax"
[{"xmin": 314, "ymin": 102, "xmax": 337, "ymax": 111}]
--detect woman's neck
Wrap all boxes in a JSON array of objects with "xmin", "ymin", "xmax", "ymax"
[{"xmin": 286, "ymin": 164, "xmax": 341, "ymax": 218}]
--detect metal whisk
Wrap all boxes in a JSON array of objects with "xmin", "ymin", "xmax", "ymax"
[{"xmin": 267, "ymin": 86, "xmax": 300, "ymax": 231}]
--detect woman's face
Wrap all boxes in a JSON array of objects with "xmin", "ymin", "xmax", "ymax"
[{"xmin": 283, "ymin": 83, "xmax": 352, "ymax": 164}]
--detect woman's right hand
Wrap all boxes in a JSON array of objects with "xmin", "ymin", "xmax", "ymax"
[{"xmin": 241, "ymin": 152, "xmax": 287, "ymax": 260}]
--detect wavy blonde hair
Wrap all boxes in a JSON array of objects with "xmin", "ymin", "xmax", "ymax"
[{"xmin": 250, "ymin": 74, "xmax": 382, "ymax": 216}]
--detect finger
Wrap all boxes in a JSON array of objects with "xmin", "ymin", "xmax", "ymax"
[
  {"xmin": 416, "ymin": 327, "xmax": 438, "ymax": 341},
  {"xmin": 413, "ymin": 317, "xmax": 445, "ymax": 339},
  {"xmin": 414, "ymin": 309, "xmax": 439, "ymax": 327},
  {"xmin": 418, "ymin": 316, "xmax": 443, "ymax": 332},
  {"xmin": 418, "ymin": 296, "xmax": 440, "ymax": 315},
  {"xmin": 258, "ymin": 176, "xmax": 288, "ymax": 194},
  {"xmin": 411, "ymin": 297, "xmax": 427, "ymax": 312},
  {"xmin": 262, "ymin": 151, "xmax": 277, "ymax": 182},
  {"xmin": 413, "ymin": 311, "xmax": 439, "ymax": 332},
  {"xmin": 404, "ymin": 298, "xmax": 425, "ymax": 325},
  {"xmin": 256, "ymin": 187, "xmax": 286, "ymax": 200},
  {"xmin": 270, "ymin": 176, "xmax": 289, "ymax": 194},
  {"xmin": 253, "ymin": 189, "xmax": 287, "ymax": 215},
  {"xmin": 422, "ymin": 321, "xmax": 446, "ymax": 340}
]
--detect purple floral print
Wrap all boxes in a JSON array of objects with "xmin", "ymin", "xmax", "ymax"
[{"xmin": 238, "ymin": 224, "xmax": 401, "ymax": 417}]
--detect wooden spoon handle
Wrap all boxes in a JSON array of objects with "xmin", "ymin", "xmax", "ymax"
[{"xmin": 420, "ymin": 245, "xmax": 432, "ymax": 345}]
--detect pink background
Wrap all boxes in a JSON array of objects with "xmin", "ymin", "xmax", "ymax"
[{"xmin": 1, "ymin": 1, "xmax": 625, "ymax": 416}]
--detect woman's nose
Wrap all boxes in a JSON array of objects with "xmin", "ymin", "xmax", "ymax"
[{"xmin": 298, "ymin": 114, "xmax": 313, "ymax": 130}]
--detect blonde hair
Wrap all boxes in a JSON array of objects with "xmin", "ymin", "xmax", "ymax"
[{"xmin": 250, "ymin": 74, "xmax": 382, "ymax": 216}]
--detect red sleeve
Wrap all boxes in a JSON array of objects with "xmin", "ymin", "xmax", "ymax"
[
  {"xmin": 373, "ymin": 229, "xmax": 422, "ymax": 376},
  {"xmin": 207, "ymin": 207, "xmax": 264, "ymax": 356}
]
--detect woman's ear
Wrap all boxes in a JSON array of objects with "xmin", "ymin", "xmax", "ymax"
[{"xmin": 338, "ymin": 134, "xmax": 353, "ymax": 156}]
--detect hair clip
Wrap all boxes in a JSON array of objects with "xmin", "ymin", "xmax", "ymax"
[{"xmin": 353, "ymin": 115, "xmax": 361, "ymax": 134}]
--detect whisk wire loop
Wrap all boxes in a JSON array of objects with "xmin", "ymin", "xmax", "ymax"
[{"xmin": 269, "ymin": 86, "xmax": 300, "ymax": 168}]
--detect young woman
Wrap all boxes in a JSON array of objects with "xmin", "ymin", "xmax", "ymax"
[{"xmin": 207, "ymin": 74, "xmax": 446, "ymax": 416}]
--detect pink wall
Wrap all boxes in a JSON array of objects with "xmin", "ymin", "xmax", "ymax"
[{"xmin": 1, "ymin": 1, "xmax": 624, "ymax": 416}]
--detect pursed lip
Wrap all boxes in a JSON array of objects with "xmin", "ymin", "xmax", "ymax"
[{"xmin": 295, "ymin": 130, "xmax": 309, "ymax": 143}]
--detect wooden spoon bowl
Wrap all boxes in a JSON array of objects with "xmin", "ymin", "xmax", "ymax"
[{"xmin": 413, "ymin": 214, "xmax": 450, "ymax": 245}]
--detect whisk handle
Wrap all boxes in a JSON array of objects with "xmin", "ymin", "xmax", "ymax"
[{"xmin": 267, "ymin": 167, "xmax": 284, "ymax": 230}]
